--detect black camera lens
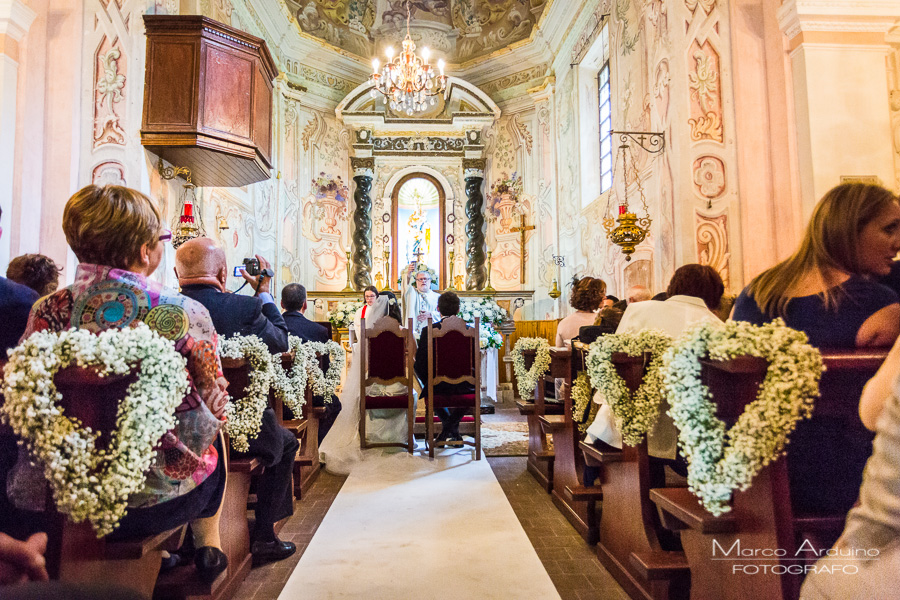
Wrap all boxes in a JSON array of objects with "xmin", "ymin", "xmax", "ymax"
[{"xmin": 242, "ymin": 257, "xmax": 260, "ymax": 276}]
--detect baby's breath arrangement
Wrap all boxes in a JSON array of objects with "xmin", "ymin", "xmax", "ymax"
[
  {"xmin": 662, "ymin": 319, "xmax": 823, "ymax": 516},
  {"xmin": 571, "ymin": 372, "xmax": 597, "ymax": 435},
  {"xmin": 271, "ymin": 335, "xmax": 310, "ymax": 417},
  {"xmin": 305, "ymin": 340, "xmax": 346, "ymax": 400},
  {"xmin": 586, "ymin": 330, "xmax": 673, "ymax": 446},
  {"xmin": 328, "ymin": 301, "xmax": 363, "ymax": 329},
  {"xmin": 511, "ymin": 337, "xmax": 551, "ymax": 399},
  {"xmin": 0, "ymin": 325, "xmax": 189, "ymax": 536},
  {"xmin": 220, "ymin": 335, "xmax": 275, "ymax": 452}
]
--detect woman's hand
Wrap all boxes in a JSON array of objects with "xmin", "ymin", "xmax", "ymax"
[{"xmin": 0, "ymin": 532, "xmax": 48, "ymax": 586}]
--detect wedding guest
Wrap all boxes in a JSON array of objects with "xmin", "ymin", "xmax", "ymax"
[
  {"xmin": 6, "ymin": 254, "xmax": 61, "ymax": 297},
  {"xmin": 176, "ymin": 239, "xmax": 297, "ymax": 564},
  {"xmin": 733, "ymin": 182, "xmax": 900, "ymax": 514},
  {"xmin": 9, "ymin": 185, "xmax": 228, "ymax": 577},
  {"xmin": 0, "ymin": 207, "xmax": 39, "ymax": 356},
  {"xmin": 801, "ymin": 349, "xmax": 900, "ymax": 599},
  {"xmin": 601, "ymin": 295, "xmax": 618, "ymax": 310},
  {"xmin": 585, "ymin": 264, "xmax": 725, "ymax": 469},
  {"xmin": 555, "ymin": 276, "xmax": 605, "ymax": 348},
  {"xmin": 414, "ymin": 291, "xmax": 474, "ymax": 445},
  {"xmin": 625, "ymin": 285, "xmax": 652, "ymax": 304},
  {"xmin": 281, "ymin": 282, "xmax": 341, "ymax": 443}
]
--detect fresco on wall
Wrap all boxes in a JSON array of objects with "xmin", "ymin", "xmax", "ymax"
[{"xmin": 283, "ymin": 0, "xmax": 549, "ymax": 63}]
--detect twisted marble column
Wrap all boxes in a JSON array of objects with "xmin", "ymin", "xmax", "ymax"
[
  {"xmin": 351, "ymin": 157, "xmax": 374, "ymax": 290},
  {"xmin": 463, "ymin": 159, "xmax": 486, "ymax": 290}
]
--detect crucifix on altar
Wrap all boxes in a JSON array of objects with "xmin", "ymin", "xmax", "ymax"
[{"xmin": 511, "ymin": 213, "xmax": 535, "ymax": 284}]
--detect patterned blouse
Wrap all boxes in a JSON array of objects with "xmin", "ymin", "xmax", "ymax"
[{"xmin": 11, "ymin": 263, "xmax": 229, "ymax": 508}]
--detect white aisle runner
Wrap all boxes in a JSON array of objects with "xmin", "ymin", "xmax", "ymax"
[{"xmin": 278, "ymin": 449, "xmax": 561, "ymax": 599}]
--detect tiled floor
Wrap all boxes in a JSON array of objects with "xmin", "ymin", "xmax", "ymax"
[{"xmin": 237, "ymin": 454, "xmax": 629, "ymax": 600}]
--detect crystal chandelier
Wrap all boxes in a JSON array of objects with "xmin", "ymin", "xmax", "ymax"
[{"xmin": 369, "ymin": 0, "xmax": 446, "ymax": 116}]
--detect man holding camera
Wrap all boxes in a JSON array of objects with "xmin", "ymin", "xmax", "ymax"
[{"xmin": 174, "ymin": 238, "xmax": 297, "ymax": 564}]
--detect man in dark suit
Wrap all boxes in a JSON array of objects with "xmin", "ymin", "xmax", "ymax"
[
  {"xmin": 414, "ymin": 291, "xmax": 475, "ymax": 446},
  {"xmin": 280, "ymin": 283, "xmax": 341, "ymax": 443},
  {"xmin": 0, "ymin": 206, "xmax": 39, "ymax": 356},
  {"xmin": 175, "ymin": 238, "xmax": 297, "ymax": 564}
]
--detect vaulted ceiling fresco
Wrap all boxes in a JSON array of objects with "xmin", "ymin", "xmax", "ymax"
[{"xmin": 284, "ymin": 0, "xmax": 549, "ymax": 63}]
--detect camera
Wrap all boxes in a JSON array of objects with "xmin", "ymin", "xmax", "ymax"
[{"xmin": 242, "ymin": 257, "xmax": 260, "ymax": 276}]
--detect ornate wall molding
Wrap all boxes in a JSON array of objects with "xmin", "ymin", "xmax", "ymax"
[
  {"xmin": 463, "ymin": 158, "xmax": 486, "ymax": 179},
  {"xmin": 777, "ymin": 0, "xmax": 900, "ymax": 39},
  {"xmin": 351, "ymin": 156, "xmax": 375, "ymax": 178},
  {"xmin": 696, "ymin": 211, "xmax": 731, "ymax": 289},
  {"xmin": 373, "ymin": 136, "xmax": 466, "ymax": 155},
  {"xmin": 480, "ymin": 64, "xmax": 549, "ymax": 96}
]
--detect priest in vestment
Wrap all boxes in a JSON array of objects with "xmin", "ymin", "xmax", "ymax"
[{"xmin": 402, "ymin": 264, "xmax": 441, "ymax": 337}]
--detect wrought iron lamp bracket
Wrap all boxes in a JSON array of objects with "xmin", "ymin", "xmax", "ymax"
[
  {"xmin": 611, "ymin": 131, "xmax": 665, "ymax": 154},
  {"xmin": 157, "ymin": 158, "xmax": 193, "ymax": 184}
]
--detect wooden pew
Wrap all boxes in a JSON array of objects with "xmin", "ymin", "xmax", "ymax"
[
  {"xmin": 41, "ymin": 367, "xmax": 184, "ymax": 600},
  {"xmin": 517, "ymin": 347, "xmax": 564, "ymax": 492},
  {"xmin": 270, "ymin": 351, "xmax": 322, "ymax": 499},
  {"xmin": 538, "ymin": 345, "xmax": 603, "ymax": 544},
  {"xmin": 154, "ymin": 356, "xmax": 259, "ymax": 600},
  {"xmin": 649, "ymin": 349, "xmax": 886, "ymax": 600},
  {"xmin": 580, "ymin": 352, "xmax": 689, "ymax": 600}
]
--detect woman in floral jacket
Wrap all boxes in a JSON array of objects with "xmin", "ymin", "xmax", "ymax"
[{"xmin": 7, "ymin": 185, "xmax": 229, "ymax": 544}]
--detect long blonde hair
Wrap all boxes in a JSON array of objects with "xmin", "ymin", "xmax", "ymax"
[{"xmin": 748, "ymin": 183, "xmax": 899, "ymax": 317}]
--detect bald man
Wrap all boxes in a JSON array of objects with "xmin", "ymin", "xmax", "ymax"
[
  {"xmin": 626, "ymin": 285, "xmax": 653, "ymax": 304},
  {"xmin": 174, "ymin": 238, "xmax": 288, "ymax": 353},
  {"xmin": 175, "ymin": 238, "xmax": 297, "ymax": 564}
]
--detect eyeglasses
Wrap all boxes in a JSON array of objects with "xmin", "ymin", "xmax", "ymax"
[{"xmin": 159, "ymin": 229, "xmax": 172, "ymax": 243}]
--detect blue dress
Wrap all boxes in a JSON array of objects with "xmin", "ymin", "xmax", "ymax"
[{"xmin": 733, "ymin": 275, "xmax": 898, "ymax": 514}]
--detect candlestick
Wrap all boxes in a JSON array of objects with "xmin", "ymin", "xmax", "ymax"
[
  {"xmin": 484, "ymin": 250, "xmax": 495, "ymax": 292},
  {"xmin": 342, "ymin": 250, "xmax": 354, "ymax": 292},
  {"xmin": 383, "ymin": 249, "xmax": 391, "ymax": 292},
  {"xmin": 447, "ymin": 250, "xmax": 456, "ymax": 290}
]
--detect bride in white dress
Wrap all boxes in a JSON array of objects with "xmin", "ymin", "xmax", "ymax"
[{"xmin": 319, "ymin": 287, "xmax": 418, "ymax": 475}]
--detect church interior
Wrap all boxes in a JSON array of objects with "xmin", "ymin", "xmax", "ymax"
[{"xmin": 2, "ymin": 0, "xmax": 900, "ymax": 599}]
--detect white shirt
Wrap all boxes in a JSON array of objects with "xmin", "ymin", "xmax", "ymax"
[{"xmin": 586, "ymin": 295, "xmax": 724, "ymax": 459}]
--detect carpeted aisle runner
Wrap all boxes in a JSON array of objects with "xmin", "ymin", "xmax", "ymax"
[{"xmin": 277, "ymin": 448, "xmax": 561, "ymax": 599}]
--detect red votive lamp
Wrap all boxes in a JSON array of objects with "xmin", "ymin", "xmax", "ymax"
[{"xmin": 618, "ymin": 204, "xmax": 626, "ymax": 215}]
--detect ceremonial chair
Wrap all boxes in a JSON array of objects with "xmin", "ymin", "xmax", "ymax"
[
  {"xmin": 424, "ymin": 316, "xmax": 482, "ymax": 460},
  {"xmin": 28, "ymin": 366, "xmax": 186, "ymax": 600},
  {"xmin": 649, "ymin": 348, "xmax": 887, "ymax": 600},
  {"xmin": 359, "ymin": 316, "xmax": 416, "ymax": 453}
]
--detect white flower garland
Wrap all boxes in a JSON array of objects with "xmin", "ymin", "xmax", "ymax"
[
  {"xmin": 305, "ymin": 340, "xmax": 345, "ymax": 400},
  {"xmin": 272, "ymin": 335, "xmax": 309, "ymax": 417},
  {"xmin": 511, "ymin": 337, "xmax": 551, "ymax": 399},
  {"xmin": 662, "ymin": 319, "xmax": 823, "ymax": 516},
  {"xmin": 571, "ymin": 372, "xmax": 597, "ymax": 435},
  {"xmin": 220, "ymin": 335, "xmax": 275, "ymax": 453},
  {"xmin": 586, "ymin": 330, "xmax": 673, "ymax": 446},
  {"xmin": 0, "ymin": 325, "xmax": 189, "ymax": 537}
]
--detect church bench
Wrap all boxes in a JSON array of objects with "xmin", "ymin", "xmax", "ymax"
[
  {"xmin": 537, "ymin": 346, "xmax": 600, "ymax": 545},
  {"xmin": 648, "ymin": 348, "xmax": 887, "ymax": 600},
  {"xmin": 517, "ymin": 348, "xmax": 564, "ymax": 492},
  {"xmin": 582, "ymin": 352, "xmax": 690, "ymax": 600}
]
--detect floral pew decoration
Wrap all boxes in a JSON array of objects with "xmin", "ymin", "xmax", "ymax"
[
  {"xmin": 661, "ymin": 319, "xmax": 823, "ymax": 516},
  {"xmin": 220, "ymin": 335, "xmax": 278, "ymax": 453},
  {"xmin": 304, "ymin": 339, "xmax": 346, "ymax": 400},
  {"xmin": 273, "ymin": 335, "xmax": 311, "ymax": 418},
  {"xmin": 511, "ymin": 337, "xmax": 551, "ymax": 400},
  {"xmin": 585, "ymin": 330, "xmax": 673, "ymax": 444},
  {"xmin": 0, "ymin": 325, "xmax": 189, "ymax": 537}
]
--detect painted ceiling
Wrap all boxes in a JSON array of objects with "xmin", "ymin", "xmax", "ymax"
[{"xmin": 283, "ymin": 0, "xmax": 549, "ymax": 63}]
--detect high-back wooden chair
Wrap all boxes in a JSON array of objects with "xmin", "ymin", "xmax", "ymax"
[
  {"xmin": 359, "ymin": 316, "xmax": 416, "ymax": 453},
  {"xmin": 425, "ymin": 316, "xmax": 482, "ymax": 459}
]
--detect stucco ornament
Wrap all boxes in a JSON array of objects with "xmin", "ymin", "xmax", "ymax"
[{"xmin": 693, "ymin": 156, "xmax": 726, "ymax": 204}]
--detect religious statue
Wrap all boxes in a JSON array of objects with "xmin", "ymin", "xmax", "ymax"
[
  {"xmin": 402, "ymin": 262, "xmax": 440, "ymax": 337},
  {"xmin": 406, "ymin": 190, "xmax": 431, "ymax": 264}
]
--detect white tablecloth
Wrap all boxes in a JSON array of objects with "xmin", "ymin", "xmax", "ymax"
[{"xmin": 481, "ymin": 347, "xmax": 498, "ymax": 403}]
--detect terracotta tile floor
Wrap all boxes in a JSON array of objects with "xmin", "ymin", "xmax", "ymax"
[{"xmin": 238, "ymin": 454, "xmax": 629, "ymax": 600}]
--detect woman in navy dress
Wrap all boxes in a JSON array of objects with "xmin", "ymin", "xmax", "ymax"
[{"xmin": 733, "ymin": 183, "xmax": 900, "ymax": 514}]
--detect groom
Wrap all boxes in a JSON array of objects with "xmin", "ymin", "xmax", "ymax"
[{"xmin": 414, "ymin": 291, "xmax": 475, "ymax": 446}]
